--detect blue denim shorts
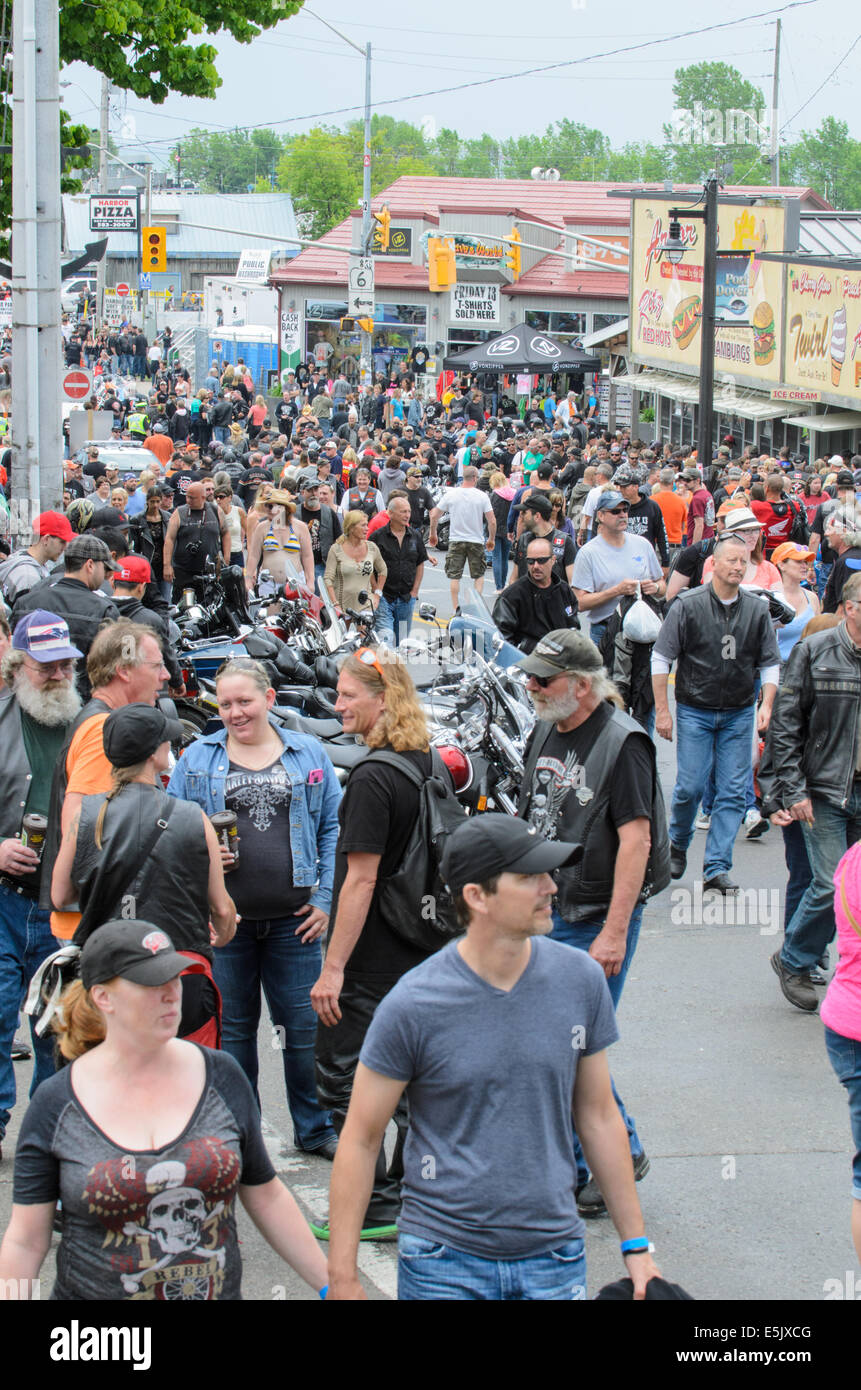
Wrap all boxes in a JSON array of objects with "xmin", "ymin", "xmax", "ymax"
[
  {"xmin": 824, "ymin": 1025, "xmax": 861, "ymax": 1200},
  {"xmin": 397, "ymin": 1232, "xmax": 586, "ymax": 1301}
]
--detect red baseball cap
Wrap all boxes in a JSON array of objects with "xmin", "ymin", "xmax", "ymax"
[
  {"xmin": 35, "ymin": 510, "xmax": 74, "ymax": 542},
  {"xmin": 114, "ymin": 555, "xmax": 152, "ymax": 584}
]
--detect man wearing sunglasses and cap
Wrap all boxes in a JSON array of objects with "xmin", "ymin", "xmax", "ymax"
[
  {"xmin": 516, "ymin": 630, "xmax": 669, "ymax": 1218},
  {"xmin": 325, "ymin": 814, "xmax": 662, "ymax": 1300},
  {"xmin": 571, "ymin": 490, "xmax": 665, "ymax": 649}
]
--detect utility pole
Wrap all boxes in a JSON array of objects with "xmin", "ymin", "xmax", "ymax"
[
  {"xmin": 697, "ymin": 176, "xmax": 719, "ymax": 472},
  {"xmin": 95, "ymin": 74, "xmax": 110, "ymax": 324},
  {"xmin": 770, "ymin": 19, "xmax": 781, "ymax": 186},
  {"xmin": 11, "ymin": 0, "xmax": 62, "ymax": 529},
  {"xmin": 360, "ymin": 41, "xmax": 373, "ymax": 388}
]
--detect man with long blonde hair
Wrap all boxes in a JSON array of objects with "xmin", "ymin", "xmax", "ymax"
[{"xmin": 311, "ymin": 646, "xmax": 453, "ymax": 1242}]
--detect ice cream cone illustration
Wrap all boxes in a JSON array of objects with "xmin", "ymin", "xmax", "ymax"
[{"xmin": 831, "ymin": 305, "xmax": 847, "ymax": 387}]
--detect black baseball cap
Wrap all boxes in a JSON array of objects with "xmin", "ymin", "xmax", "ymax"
[
  {"xmin": 514, "ymin": 493, "xmax": 553, "ymax": 520},
  {"xmin": 440, "ymin": 814, "xmax": 582, "ymax": 895},
  {"xmin": 80, "ymin": 919, "xmax": 206, "ymax": 989},
  {"xmin": 102, "ymin": 703, "xmax": 183, "ymax": 767},
  {"xmin": 518, "ymin": 629, "xmax": 604, "ymax": 680}
]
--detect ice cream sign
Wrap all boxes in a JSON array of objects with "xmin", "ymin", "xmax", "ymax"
[{"xmin": 783, "ymin": 265, "xmax": 861, "ymax": 401}]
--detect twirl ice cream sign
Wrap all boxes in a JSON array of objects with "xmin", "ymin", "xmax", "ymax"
[{"xmin": 784, "ymin": 265, "xmax": 861, "ymax": 404}]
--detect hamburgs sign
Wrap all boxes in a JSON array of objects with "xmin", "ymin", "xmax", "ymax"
[{"xmin": 450, "ymin": 283, "xmax": 500, "ymax": 325}]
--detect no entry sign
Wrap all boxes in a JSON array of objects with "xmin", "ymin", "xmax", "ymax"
[
  {"xmin": 116, "ymin": 283, "xmax": 130, "ymax": 297},
  {"xmin": 62, "ymin": 369, "xmax": 93, "ymax": 402}
]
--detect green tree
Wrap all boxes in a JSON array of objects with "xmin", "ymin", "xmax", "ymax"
[
  {"xmin": 782, "ymin": 117, "xmax": 861, "ymax": 209},
  {"xmin": 177, "ymin": 127, "xmax": 284, "ymax": 192},
  {"xmin": 278, "ymin": 127, "xmax": 358, "ymax": 240},
  {"xmin": 663, "ymin": 61, "xmax": 769, "ymax": 184},
  {"xmin": 606, "ymin": 142, "xmax": 673, "ymax": 183},
  {"xmin": 431, "ymin": 128, "xmax": 464, "ymax": 177}
]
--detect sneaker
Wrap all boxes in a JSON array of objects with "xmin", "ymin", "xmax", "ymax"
[
  {"xmin": 694, "ymin": 813, "xmax": 711, "ymax": 831},
  {"xmin": 11, "ymin": 1036, "xmax": 32, "ymax": 1061},
  {"xmin": 744, "ymin": 808, "xmax": 770, "ymax": 839},
  {"xmin": 576, "ymin": 1150, "xmax": 650, "ymax": 1218},
  {"xmin": 309, "ymin": 1220, "xmax": 398, "ymax": 1243},
  {"xmin": 770, "ymin": 951, "xmax": 818, "ymax": 1012}
]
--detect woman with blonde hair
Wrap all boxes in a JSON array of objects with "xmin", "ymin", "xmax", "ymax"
[
  {"xmin": 109, "ymin": 486, "xmax": 128, "ymax": 518},
  {"xmin": 324, "ymin": 510, "xmax": 385, "ymax": 618},
  {"xmin": 247, "ymin": 393, "xmax": 268, "ymax": 443},
  {"xmin": 245, "ymin": 489, "xmax": 314, "ymax": 593},
  {"xmin": 0, "ymin": 920, "xmax": 328, "ymax": 1300},
  {"xmin": 310, "ymin": 647, "xmax": 453, "ymax": 1241}
]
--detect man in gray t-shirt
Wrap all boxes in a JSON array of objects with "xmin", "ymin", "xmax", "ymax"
[
  {"xmin": 324, "ymin": 815, "xmax": 663, "ymax": 1301},
  {"xmin": 572, "ymin": 489, "xmax": 664, "ymax": 645}
]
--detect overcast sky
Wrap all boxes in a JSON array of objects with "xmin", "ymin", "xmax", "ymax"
[{"xmin": 62, "ymin": 0, "xmax": 858, "ymax": 171}]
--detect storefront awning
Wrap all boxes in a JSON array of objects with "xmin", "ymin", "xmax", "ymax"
[
  {"xmin": 582, "ymin": 317, "xmax": 628, "ymax": 350},
  {"xmin": 614, "ymin": 369, "xmax": 699, "ymax": 402},
  {"xmin": 780, "ymin": 411, "xmax": 861, "ymax": 432},
  {"xmin": 719, "ymin": 395, "xmax": 788, "ymax": 422}
]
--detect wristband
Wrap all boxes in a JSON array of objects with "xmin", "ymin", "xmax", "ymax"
[
  {"xmin": 620, "ymin": 1238, "xmax": 650, "ymax": 1256},
  {"xmin": 319, "ymin": 1284, "xmax": 328, "ymax": 1300}
]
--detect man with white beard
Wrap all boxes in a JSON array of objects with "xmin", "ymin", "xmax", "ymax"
[{"xmin": 0, "ymin": 612, "xmax": 82, "ymax": 1158}]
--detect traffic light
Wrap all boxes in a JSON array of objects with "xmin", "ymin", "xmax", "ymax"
[
  {"xmin": 505, "ymin": 226, "xmax": 522, "ymax": 281},
  {"xmin": 142, "ymin": 227, "xmax": 167, "ymax": 274},
  {"xmin": 373, "ymin": 204, "xmax": 391, "ymax": 253},
  {"xmin": 357, "ymin": 317, "xmax": 375, "ymax": 334},
  {"xmin": 428, "ymin": 236, "xmax": 456, "ymax": 292},
  {"xmin": 339, "ymin": 316, "xmax": 357, "ymax": 332}
]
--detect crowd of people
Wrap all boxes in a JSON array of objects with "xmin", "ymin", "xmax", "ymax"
[{"xmin": 0, "ymin": 340, "xmax": 859, "ymax": 1302}]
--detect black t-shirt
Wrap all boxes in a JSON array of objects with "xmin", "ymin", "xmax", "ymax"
[
  {"xmin": 330, "ymin": 748, "xmax": 441, "ymax": 977},
  {"xmin": 170, "ymin": 469, "xmax": 197, "ymax": 502},
  {"xmin": 224, "ymin": 757, "xmax": 309, "ymax": 919},
  {"xmin": 300, "ymin": 502, "xmax": 341, "ymax": 564},
  {"xmin": 405, "ymin": 485, "xmax": 434, "ymax": 529},
  {"xmin": 824, "ymin": 546, "xmax": 861, "ymax": 613},
  {"xmin": 239, "ymin": 466, "xmax": 272, "ymax": 508},
  {"xmin": 513, "ymin": 527, "xmax": 576, "ymax": 583},
  {"xmin": 524, "ymin": 703, "xmax": 653, "ymax": 841},
  {"xmin": 13, "ymin": 1047, "xmax": 275, "ymax": 1301},
  {"xmin": 672, "ymin": 538, "xmax": 715, "ymax": 589}
]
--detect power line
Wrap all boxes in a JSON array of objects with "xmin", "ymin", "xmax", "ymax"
[{"xmin": 780, "ymin": 31, "xmax": 860, "ymax": 129}]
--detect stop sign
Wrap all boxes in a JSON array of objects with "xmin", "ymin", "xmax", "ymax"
[
  {"xmin": 62, "ymin": 369, "xmax": 92, "ymax": 401},
  {"xmin": 116, "ymin": 282, "xmax": 130, "ymax": 297}
]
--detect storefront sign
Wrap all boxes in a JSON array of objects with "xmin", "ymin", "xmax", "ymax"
[
  {"xmin": 782, "ymin": 263, "xmax": 861, "ymax": 407},
  {"xmin": 572, "ymin": 235, "xmax": 629, "ymax": 270},
  {"xmin": 450, "ymin": 283, "xmax": 500, "ymax": 325},
  {"xmin": 770, "ymin": 386, "xmax": 822, "ymax": 402},
  {"xmin": 630, "ymin": 198, "xmax": 786, "ymax": 390},
  {"xmin": 373, "ymin": 226, "xmax": 412, "ymax": 257},
  {"xmin": 102, "ymin": 288, "xmax": 140, "ymax": 325},
  {"xmin": 714, "ymin": 254, "xmax": 754, "ymax": 325},
  {"xmin": 89, "ymin": 196, "xmax": 138, "ymax": 232}
]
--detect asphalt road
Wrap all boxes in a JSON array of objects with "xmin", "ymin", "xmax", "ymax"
[{"xmin": 0, "ymin": 551, "xmax": 855, "ymax": 1303}]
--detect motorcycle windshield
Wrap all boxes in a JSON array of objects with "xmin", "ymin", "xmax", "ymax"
[{"xmin": 450, "ymin": 579, "xmax": 525, "ymax": 669}]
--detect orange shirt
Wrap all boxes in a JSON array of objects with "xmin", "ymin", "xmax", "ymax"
[
  {"xmin": 51, "ymin": 713, "xmax": 112, "ymax": 940},
  {"xmin": 654, "ymin": 488, "xmax": 689, "ymax": 545},
  {"xmin": 143, "ymin": 434, "xmax": 174, "ymax": 467}
]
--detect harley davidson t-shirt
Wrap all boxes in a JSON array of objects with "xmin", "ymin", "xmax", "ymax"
[{"xmin": 13, "ymin": 1047, "xmax": 275, "ymax": 1301}]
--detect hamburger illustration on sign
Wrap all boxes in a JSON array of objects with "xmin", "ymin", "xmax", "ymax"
[
  {"xmin": 753, "ymin": 302, "xmax": 776, "ymax": 365},
  {"xmin": 671, "ymin": 295, "xmax": 702, "ymax": 351}
]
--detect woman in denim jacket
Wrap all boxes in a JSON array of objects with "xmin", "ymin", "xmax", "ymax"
[{"xmin": 168, "ymin": 658, "xmax": 341, "ymax": 1159}]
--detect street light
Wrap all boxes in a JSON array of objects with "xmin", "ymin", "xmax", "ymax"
[{"xmin": 664, "ymin": 219, "xmax": 685, "ymax": 265}]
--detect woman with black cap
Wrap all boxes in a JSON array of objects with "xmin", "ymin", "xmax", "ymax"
[
  {"xmin": 0, "ymin": 919, "xmax": 329, "ymax": 1300},
  {"xmin": 51, "ymin": 704, "xmax": 236, "ymax": 1046}
]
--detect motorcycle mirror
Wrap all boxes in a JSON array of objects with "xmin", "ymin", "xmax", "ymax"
[
  {"xmin": 418, "ymin": 604, "xmax": 436, "ymax": 620},
  {"xmin": 356, "ymin": 589, "xmax": 369, "ymax": 605}
]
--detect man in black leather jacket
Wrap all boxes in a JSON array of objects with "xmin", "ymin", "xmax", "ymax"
[
  {"xmin": 492, "ymin": 534, "xmax": 579, "ymax": 654},
  {"xmin": 517, "ymin": 629, "xmax": 670, "ymax": 1219},
  {"xmin": 760, "ymin": 571, "xmax": 861, "ymax": 1011}
]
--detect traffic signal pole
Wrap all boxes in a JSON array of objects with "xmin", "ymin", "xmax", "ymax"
[
  {"xmin": 360, "ymin": 42, "xmax": 372, "ymax": 388},
  {"xmin": 11, "ymin": 0, "xmax": 62, "ymax": 529}
]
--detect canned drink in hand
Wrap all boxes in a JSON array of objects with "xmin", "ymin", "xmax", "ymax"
[
  {"xmin": 21, "ymin": 813, "xmax": 48, "ymax": 860},
  {"xmin": 210, "ymin": 810, "xmax": 240, "ymax": 871}
]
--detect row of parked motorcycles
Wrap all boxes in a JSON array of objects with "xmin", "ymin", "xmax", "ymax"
[{"xmin": 163, "ymin": 558, "xmax": 533, "ymax": 815}]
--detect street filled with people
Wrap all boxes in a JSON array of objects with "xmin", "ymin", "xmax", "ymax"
[{"xmin": 1, "ymin": 339, "xmax": 861, "ymax": 1307}]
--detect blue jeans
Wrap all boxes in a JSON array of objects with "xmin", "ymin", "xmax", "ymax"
[
  {"xmin": 211, "ymin": 914, "xmax": 335, "ymax": 1152},
  {"xmin": 824, "ymin": 1027, "xmax": 861, "ymax": 1200},
  {"xmin": 669, "ymin": 703, "xmax": 754, "ymax": 878},
  {"xmin": 492, "ymin": 535, "xmax": 510, "ymax": 591},
  {"xmin": 212, "ymin": 426, "xmax": 229, "ymax": 444},
  {"xmin": 701, "ymin": 761, "xmax": 757, "ymax": 816},
  {"xmin": 551, "ymin": 906, "xmax": 644, "ymax": 1188},
  {"xmin": 0, "ymin": 884, "xmax": 57, "ymax": 1139},
  {"xmin": 781, "ymin": 819, "xmax": 818, "ymax": 931},
  {"xmin": 588, "ymin": 619, "xmax": 608, "ymax": 649},
  {"xmin": 133, "ymin": 355, "xmax": 146, "ymax": 378},
  {"xmin": 398, "ymin": 1232, "xmax": 586, "ymax": 1301},
  {"xmin": 814, "ymin": 559, "xmax": 832, "ymax": 601},
  {"xmin": 376, "ymin": 594, "xmax": 415, "ymax": 648},
  {"xmin": 779, "ymin": 790, "xmax": 861, "ymax": 974}
]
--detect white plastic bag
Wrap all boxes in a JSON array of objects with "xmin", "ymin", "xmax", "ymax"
[{"xmin": 622, "ymin": 584, "xmax": 663, "ymax": 644}]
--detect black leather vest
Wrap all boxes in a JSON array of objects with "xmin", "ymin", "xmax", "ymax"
[
  {"xmin": 519, "ymin": 707, "xmax": 670, "ymax": 922},
  {"xmin": 40, "ymin": 698, "xmax": 111, "ymax": 911},
  {"xmin": 73, "ymin": 783, "xmax": 212, "ymax": 957}
]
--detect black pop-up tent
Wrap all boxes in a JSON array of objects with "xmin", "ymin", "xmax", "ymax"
[{"xmin": 443, "ymin": 321, "xmax": 601, "ymax": 373}]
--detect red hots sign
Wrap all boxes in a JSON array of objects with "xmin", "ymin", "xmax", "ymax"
[{"xmin": 643, "ymin": 217, "xmax": 698, "ymax": 279}]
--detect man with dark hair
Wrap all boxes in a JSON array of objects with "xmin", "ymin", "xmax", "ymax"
[
  {"xmin": 509, "ymin": 493, "xmax": 576, "ymax": 586},
  {"xmin": 493, "ymin": 534, "xmax": 579, "ymax": 654},
  {"xmin": 324, "ymin": 813, "xmax": 662, "ymax": 1301},
  {"xmin": 11, "ymin": 536, "xmax": 120, "ymax": 697}
]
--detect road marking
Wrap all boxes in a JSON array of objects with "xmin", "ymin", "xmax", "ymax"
[{"xmin": 261, "ymin": 1117, "xmax": 398, "ymax": 1300}]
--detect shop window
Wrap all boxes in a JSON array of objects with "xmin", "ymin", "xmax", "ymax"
[{"xmin": 550, "ymin": 312, "xmax": 586, "ymax": 336}]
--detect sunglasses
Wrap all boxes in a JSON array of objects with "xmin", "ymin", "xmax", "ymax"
[
  {"xmin": 531, "ymin": 671, "xmax": 565, "ymax": 688},
  {"xmin": 356, "ymin": 647, "xmax": 387, "ymax": 682},
  {"xmin": 606, "ymin": 505, "xmax": 629, "ymax": 515},
  {"xmin": 527, "ymin": 555, "xmax": 554, "ymax": 566}
]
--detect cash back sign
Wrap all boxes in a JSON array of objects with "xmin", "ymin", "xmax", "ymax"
[
  {"xmin": 630, "ymin": 198, "xmax": 786, "ymax": 390},
  {"xmin": 783, "ymin": 262, "xmax": 861, "ymax": 408}
]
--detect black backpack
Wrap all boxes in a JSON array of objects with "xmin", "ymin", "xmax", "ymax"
[{"xmin": 361, "ymin": 748, "xmax": 467, "ymax": 952}]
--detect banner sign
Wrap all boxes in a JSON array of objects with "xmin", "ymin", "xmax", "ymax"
[
  {"xmin": 450, "ymin": 282, "xmax": 500, "ymax": 325},
  {"xmin": 373, "ymin": 226, "xmax": 412, "ymax": 258},
  {"xmin": 782, "ymin": 263, "xmax": 861, "ymax": 406},
  {"xmin": 279, "ymin": 308, "xmax": 302, "ymax": 375},
  {"xmin": 714, "ymin": 254, "xmax": 754, "ymax": 326},
  {"xmin": 236, "ymin": 249, "xmax": 270, "ymax": 283}
]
